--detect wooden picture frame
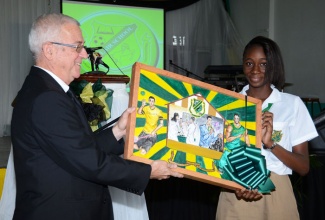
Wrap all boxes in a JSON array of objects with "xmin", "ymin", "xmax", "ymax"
[{"xmin": 124, "ymin": 62, "xmax": 262, "ymax": 191}]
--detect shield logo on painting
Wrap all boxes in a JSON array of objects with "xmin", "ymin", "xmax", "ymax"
[{"xmin": 189, "ymin": 99, "xmax": 206, "ymax": 117}]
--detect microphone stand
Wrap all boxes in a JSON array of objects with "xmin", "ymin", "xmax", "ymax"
[{"xmin": 169, "ymin": 60, "xmax": 205, "ymax": 81}]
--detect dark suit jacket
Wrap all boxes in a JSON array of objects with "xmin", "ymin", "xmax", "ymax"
[{"xmin": 11, "ymin": 66, "xmax": 151, "ymax": 220}]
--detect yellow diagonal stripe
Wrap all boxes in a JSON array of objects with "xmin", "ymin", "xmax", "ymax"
[
  {"xmin": 217, "ymin": 99, "xmax": 255, "ymax": 112},
  {"xmin": 203, "ymin": 157, "xmax": 221, "ymax": 178},
  {"xmin": 206, "ymin": 91, "xmax": 218, "ymax": 102},
  {"xmin": 185, "ymin": 152, "xmax": 197, "ymax": 172},
  {"xmin": 183, "ymin": 82, "xmax": 193, "ymax": 95}
]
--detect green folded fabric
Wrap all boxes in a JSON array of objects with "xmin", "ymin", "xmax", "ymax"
[{"xmin": 221, "ymin": 146, "xmax": 275, "ymax": 193}]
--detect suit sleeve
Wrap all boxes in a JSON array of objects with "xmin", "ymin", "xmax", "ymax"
[
  {"xmin": 31, "ymin": 91, "xmax": 151, "ymax": 194},
  {"xmin": 94, "ymin": 126, "xmax": 125, "ymax": 155}
]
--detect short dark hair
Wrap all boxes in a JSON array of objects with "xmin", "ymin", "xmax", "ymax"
[
  {"xmin": 148, "ymin": 96, "xmax": 155, "ymax": 101},
  {"xmin": 243, "ymin": 36, "xmax": 285, "ymax": 90}
]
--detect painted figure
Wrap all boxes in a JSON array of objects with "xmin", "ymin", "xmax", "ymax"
[{"xmin": 134, "ymin": 96, "xmax": 163, "ymax": 154}]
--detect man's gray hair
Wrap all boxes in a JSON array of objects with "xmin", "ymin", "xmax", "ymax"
[{"xmin": 28, "ymin": 13, "xmax": 79, "ymax": 60}]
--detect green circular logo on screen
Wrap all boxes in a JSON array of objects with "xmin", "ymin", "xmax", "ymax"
[{"xmin": 79, "ymin": 11, "xmax": 161, "ymax": 75}]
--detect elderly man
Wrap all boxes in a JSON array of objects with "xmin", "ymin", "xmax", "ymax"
[{"xmin": 11, "ymin": 13, "xmax": 182, "ymax": 220}]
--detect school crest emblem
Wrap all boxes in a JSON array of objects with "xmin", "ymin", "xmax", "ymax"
[
  {"xmin": 272, "ymin": 130, "xmax": 283, "ymax": 142},
  {"xmin": 189, "ymin": 99, "xmax": 205, "ymax": 117}
]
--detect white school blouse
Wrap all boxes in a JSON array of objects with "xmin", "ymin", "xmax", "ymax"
[{"xmin": 240, "ymin": 85, "xmax": 318, "ymax": 175}]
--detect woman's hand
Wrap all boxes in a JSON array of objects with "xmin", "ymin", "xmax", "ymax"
[
  {"xmin": 261, "ymin": 111, "xmax": 274, "ymax": 147},
  {"xmin": 235, "ymin": 188, "xmax": 263, "ymax": 201}
]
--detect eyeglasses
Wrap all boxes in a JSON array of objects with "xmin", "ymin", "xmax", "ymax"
[{"xmin": 50, "ymin": 42, "xmax": 85, "ymax": 53}]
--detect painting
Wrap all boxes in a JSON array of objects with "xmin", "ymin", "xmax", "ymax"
[{"xmin": 124, "ymin": 62, "xmax": 267, "ymax": 191}]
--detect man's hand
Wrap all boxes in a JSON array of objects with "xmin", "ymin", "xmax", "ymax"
[
  {"xmin": 112, "ymin": 107, "xmax": 135, "ymax": 141},
  {"xmin": 150, "ymin": 160, "xmax": 184, "ymax": 180},
  {"xmin": 235, "ymin": 188, "xmax": 263, "ymax": 201}
]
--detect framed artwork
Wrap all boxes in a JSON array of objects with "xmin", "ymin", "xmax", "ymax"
[{"xmin": 125, "ymin": 62, "xmax": 269, "ymax": 191}]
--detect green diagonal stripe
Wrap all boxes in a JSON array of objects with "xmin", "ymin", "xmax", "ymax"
[
  {"xmin": 156, "ymin": 133, "xmax": 166, "ymax": 142},
  {"xmin": 159, "ymin": 75, "xmax": 190, "ymax": 97},
  {"xmin": 192, "ymin": 85, "xmax": 210, "ymax": 98},
  {"xmin": 219, "ymin": 106, "xmax": 256, "ymax": 121},
  {"xmin": 196, "ymin": 155, "xmax": 208, "ymax": 175},
  {"xmin": 174, "ymin": 151, "xmax": 186, "ymax": 168},
  {"xmin": 210, "ymin": 93, "xmax": 238, "ymax": 109},
  {"xmin": 140, "ymin": 74, "xmax": 180, "ymax": 102},
  {"xmin": 150, "ymin": 146, "xmax": 170, "ymax": 160}
]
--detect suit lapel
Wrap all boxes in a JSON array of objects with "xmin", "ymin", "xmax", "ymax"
[{"xmin": 28, "ymin": 66, "xmax": 93, "ymax": 134}]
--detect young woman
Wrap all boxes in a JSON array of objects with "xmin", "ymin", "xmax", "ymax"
[{"xmin": 216, "ymin": 36, "xmax": 318, "ymax": 220}]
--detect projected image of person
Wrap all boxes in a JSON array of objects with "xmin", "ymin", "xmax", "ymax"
[
  {"xmin": 114, "ymin": 43, "xmax": 135, "ymax": 64},
  {"xmin": 134, "ymin": 96, "xmax": 163, "ymax": 154}
]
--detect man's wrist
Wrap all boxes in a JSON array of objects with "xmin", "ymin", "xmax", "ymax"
[{"xmin": 112, "ymin": 124, "xmax": 124, "ymax": 141}]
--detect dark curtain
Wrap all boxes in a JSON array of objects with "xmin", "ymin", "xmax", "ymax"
[
  {"xmin": 294, "ymin": 155, "xmax": 325, "ymax": 220},
  {"xmin": 297, "ymin": 111, "xmax": 325, "ymax": 220},
  {"xmin": 145, "ymin": 178, "xmax": 220, "ymax": 220}
]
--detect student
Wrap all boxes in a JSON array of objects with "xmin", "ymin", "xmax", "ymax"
[{"xmin": 216, "ymin": 36, "xmax": 318, "ymax": 220}]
